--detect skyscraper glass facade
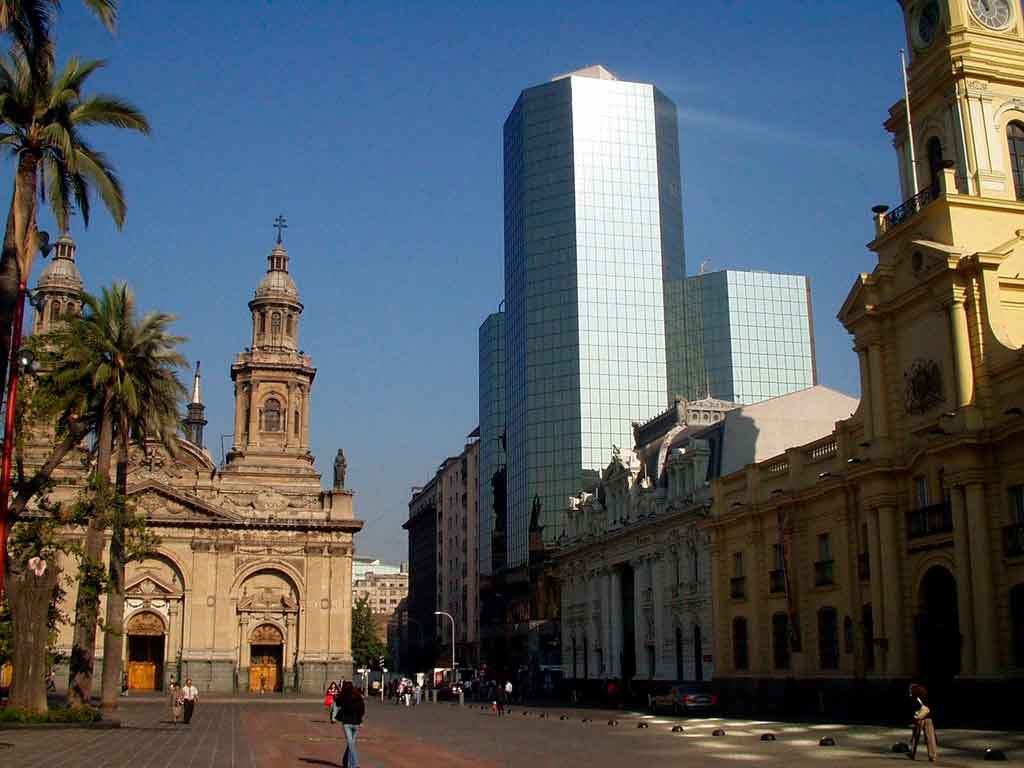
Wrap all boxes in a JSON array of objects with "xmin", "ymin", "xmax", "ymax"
[
  {"xmin": 503, "ymin": 68, "xmax": 685, "ymax": 568},
  {"xmin": 477, "ymin": 311, "xmax": 505, "ymax": 577},
  {"xmin": 676, "ymin": 270, "xmax": 816, "ymax": 404}
]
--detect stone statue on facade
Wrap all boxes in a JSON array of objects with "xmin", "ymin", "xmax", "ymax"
[{"xmin": 333, "ymin": 449, "xmax": 347, "ymax": 489}]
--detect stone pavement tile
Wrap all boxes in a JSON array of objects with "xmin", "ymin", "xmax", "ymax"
[{"xmin": 2, "ymin": 699, "xmax": 1021, "ymax": 767}]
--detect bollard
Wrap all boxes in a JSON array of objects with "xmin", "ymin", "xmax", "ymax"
[
  {"xmin": 637, "ymin": 721, "xmax": 648, "ymax": 729},
  {"xmin": 458, "ymin": 691, "xmax": 464, "ymax": 707},
  {"xmin": 760, "ymin": 733, "xmax": 776, "ymax": 741},
  {"xmin": 607, "ymin": 719, "xmax": 618, "ymax": 726},
  {"xmin": 671, "ymin": 725, "xmax": 684, "ymax": 733},
  {"xmin": 819, "ymin": 736, "xmax": 836, "ymax": 747},
  {"xmin": 712, "ymin": 728, "xmax": 726, "ymax": 736},
  {"xmin": 984, "ymin": 748, "xmax": 1008, "ymax": 761},
  {"xmin": 891, "ymin": 742, "xmax": 910, "ymax": 754}
]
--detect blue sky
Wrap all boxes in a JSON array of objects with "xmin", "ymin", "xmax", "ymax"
[{"xmin": 42, "ymin": 1, "xmax": 908, "ymax": 562}]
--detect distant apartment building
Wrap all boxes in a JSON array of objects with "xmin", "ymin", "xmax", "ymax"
[
  {"xmin": 352, "ymin": 561, "xmax": 409, "ymax": 641},
  {"xmin": 676, "ymin": 269, "xmax": 816, "ymax": 404},
  {"xmin": 404, "ymin": 432, "xmax": 481, "ymax": 672}
]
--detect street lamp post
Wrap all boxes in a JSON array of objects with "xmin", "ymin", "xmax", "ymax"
[{"xmin": 434, "ymin": 610, "xmax": 456, "ymax": 684}]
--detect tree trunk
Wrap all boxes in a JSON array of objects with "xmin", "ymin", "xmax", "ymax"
[
  {"xmin": 99, "ymin": 424, "xmax": 128, "ymax": 714},
  {"xmin": 0, "ymin": 153, "xmax": 40, "ymax": 405},
  {"xmin": 0, "ymin": 205, "xmax": 18, "ymax": 406},
  {"xmin": 66, "ymin": 401, "xmax": 113, "ymax": 708},
  {"xmin": 6, "ymin": 559, "xmax": 61, "ymax": 713}
]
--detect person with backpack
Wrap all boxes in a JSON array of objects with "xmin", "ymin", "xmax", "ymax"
[{"xmin": 335, "ymin": 680, "xmax": 365, "ymax": 768}]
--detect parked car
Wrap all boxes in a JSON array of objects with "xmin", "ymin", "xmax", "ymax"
[
  {"xmin": 437, "ymin": 682, "xmax": 464, "ymax": 701},
  {"xmin": 648, "ymin": 683, "xmax": 717, "ymax": 714}
]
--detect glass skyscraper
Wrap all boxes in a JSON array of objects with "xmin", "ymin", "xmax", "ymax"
[
  {"xmin": 503, "ymin": 65, "xmax": 685, "ymax": 568},
  {"xmin": 477, "ymin": 310, "xmax": 505, "ymax": 577},
  {"xmin": 677, "ymin": 269, "xmax": 816, "ymax": 404}
]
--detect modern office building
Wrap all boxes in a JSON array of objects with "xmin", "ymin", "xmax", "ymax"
[
  {"xmin": 477, "ymin": 310, "xmax": 505, "ymax": 577},
  {"xmin": 676, "ymin": 269, "xmax": 816, "ymax": 404},
  {"xmin": 503, "ymin": 64, "xmax": 685, "ymax": 568}
]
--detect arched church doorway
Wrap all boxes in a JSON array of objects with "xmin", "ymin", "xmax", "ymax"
[
  {"xmin": 126, "ymin": 611, "xmax": 166, "ymax": 691},
  {"xmin": 915, "ymin": 566, "xmax": 960, "ymax": 683},
  {"xmin": 249, "ymin": 624, "xmax": 284, "ymax": 693}
]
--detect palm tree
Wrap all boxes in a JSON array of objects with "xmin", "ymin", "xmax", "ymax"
[
  {"xmin": 0, "ymin": 46, "xmax": 148, "ymax": 421},
  {"xmin": 0, "ymin": 1, "xmax": 117, "ymax": 76},
  {"xmin": 47, "ymin": 285, "xmax": 185, "ymax": 708}
]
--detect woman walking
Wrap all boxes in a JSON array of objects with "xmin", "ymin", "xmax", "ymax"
[
  {"xmin": 325, "ymin": 681, "xmax": 339, "ymax": 722},
  {"xmin": 908, "ymin": 683, "xmax": 938, "ymax": 762},
  {"xmin": 168, "ymin": 682, "xmax": 183, "ymax": 724},
  {"xmin": 336, "ymin": 681, "xmax": 365, "ymax": 768}
]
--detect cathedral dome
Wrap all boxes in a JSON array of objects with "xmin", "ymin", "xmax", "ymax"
[
  {"xmin": 254, "ymin": 243, "xmax": 298, "ymax": 299},
  {"xmin": 36, "ymin": 232, "xmax": 82, "ymax": 292}
]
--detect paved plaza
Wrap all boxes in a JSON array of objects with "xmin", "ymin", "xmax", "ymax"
[{"xmin": 0, "ymin": 697, "xmax": 1022, "ymax": 767}]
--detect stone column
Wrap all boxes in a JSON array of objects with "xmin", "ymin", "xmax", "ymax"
[
  {"xmin": 868, "ymin": 344, "xmax": 888, "ymax": 438},
  {"xmin": 651, "ymin": 556, "xmax": 664, "ymax": 678},
  {"xmin": 966, "ymin": 483, "xmax": 997, "ymax": 673},
  {"xmin": 610, "ymin": 568, "xmax": 622, "ymax": 677},
  {"xmin": 633, "ymin": 561, "xmax": 644, "ymax": 678},
  {"xmin": 948, "ymin": 298, "xmax": 974, "ymax": 408},
  {"xmin": 857, "ymin": 347, "xmax": 874, "ymax": 442},
  {"xmin": 877, "ymin": 504, "xmax": 905, "ymax": 674},
  {"xmin": 600, "ymin": 570, "xmax": 611, "ymax": 676},
  {"xmin": 865, "ymin": 509, "xmax": 885, "ymax": 674},
  {"xmin": 232, "ymin": 383, "xmax": 246, "ymax": 450},
  {"xmin": 950, "ymin": 486, "xmax": 976, "ymax": 675}
]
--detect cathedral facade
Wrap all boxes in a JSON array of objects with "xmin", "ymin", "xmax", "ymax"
[{"xmin": 29, "ymin": 232, "xmax": 362, "ymax": 694}]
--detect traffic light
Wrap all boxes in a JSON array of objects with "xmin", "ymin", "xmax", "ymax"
[{"xmin": 378, "ymin": 655, "xmax": 385, "ymax": 669}]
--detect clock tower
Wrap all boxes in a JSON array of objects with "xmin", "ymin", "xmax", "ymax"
[
  {"xmin": 834, "ymin": 1, "xmax": 1024, "ymax": 683},
  {"xmin": 893, "ymin": 0, "xmax": 1024, "ymax": 202}
]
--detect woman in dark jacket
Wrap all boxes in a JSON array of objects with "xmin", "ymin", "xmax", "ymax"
[{"xmin": 336, "ymin": 681, "xmax": 365, "ymax": 768}]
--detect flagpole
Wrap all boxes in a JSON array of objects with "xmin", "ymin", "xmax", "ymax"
[{"xmin": 900, "ymin": 49, "xmax": 919, "ymax": 196}]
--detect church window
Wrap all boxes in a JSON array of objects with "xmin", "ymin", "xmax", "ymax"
[
  {"xmin": 286, "ymin": 314, "xmax": 293, "ymax": 336},
  {"xmin": 271, "ymin": 312, "xmax": 282, "ymax": 337},
  {"xmin": 926, "ymin": 136, "xmax": 943, "ymax": 193},
  {"xmin": 49, "ymin": 301, "xmax": 60, "ymax": 323},
  {"xmin": 293, "ymin": 409, "xmax": 300, "ymax": 436},
  {"xmin": 259, "ymin": 312, "xmax": 266, "ymax": 335},
  {"xmin": 262, "ymin": 398, "xmax": 282, "ymax": 432},
  {"xmin": 1008, "ymin": 122, "xmax": 1024, "ymax": 200}
]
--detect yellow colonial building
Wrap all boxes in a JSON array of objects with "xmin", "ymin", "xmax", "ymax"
[
  {"xmin": 22, "ymin": 232, "xmax": 363, "ymax": 695},
  {"xmin": 708, "ymin": 0, "xmax": 1024, "ymax": 722}
]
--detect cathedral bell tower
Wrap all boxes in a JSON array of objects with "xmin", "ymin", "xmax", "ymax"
[
  {"xmin": 223, "ymin": 222, "xmax": 319, "ymax": 483},
  {"xmin": 32, "ymin": 231, "xmax": 83, "ymax": 335}
]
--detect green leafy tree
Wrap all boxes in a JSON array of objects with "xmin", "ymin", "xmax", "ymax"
[
  {"xmin": 0, "ymin": 42, "xmax": 148, "ymax": 415},
  {"xmin": 351, "ymin": 595, "xmax": 386, "ymax": 671},
  {"xmin": 46, "ymin": 284, "xmax": 185, "ymax": 710}
]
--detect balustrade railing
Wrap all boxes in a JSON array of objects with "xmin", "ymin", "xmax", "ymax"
[
  {"xmin": 906, "ymin": 503, "xmax": 953, "ymax": 540},
  {"xmin": 882, "ymin": 184, "xmax": 939, "ymax": 231}
]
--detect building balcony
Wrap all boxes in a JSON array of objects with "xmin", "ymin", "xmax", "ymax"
[
  {"xmin": 857, "ymin": 553, "xmax": 870, "ymax": 581},
  {"xmin": 906, "ymin": 503, "xmax": 953, "ymax": 540},
  {"xmin": 876, "ymin": 183, "xmax": 939, "ymax": 235},
  {"xmin": 1004, "ymin": 524, "xmax": 1024, "ymax": 557},
  {"xmin": 730, "ymin": 576, "xmax": 746, "ymax": 600},
  {"xmin": 814, "ymin": 560, "xmax": 835, "ymax": 587},
  {"xmin": 769, "ymin": 569, "xmax": 785, "ymax": 595}
]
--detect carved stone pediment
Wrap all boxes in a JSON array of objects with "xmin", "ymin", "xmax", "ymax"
[
  {"xmin": 128, "ymin": 481, "xmax": 243, "ymax": 523},
  {"xmin": 238, "ymin": 586, "xmax": 298, "ymax": 614},
  {"xmin": 126, "ymin": 571, "xmax": 181, "ymax": 599}
]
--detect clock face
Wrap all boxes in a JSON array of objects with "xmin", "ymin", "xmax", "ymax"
[
  {"xmin": 969, "ymin": 0, "xmax": 1014, "ymax": 29},
  {"xmin": 917, "ymin": 1, "xmax": 941, "ymax": 46}
]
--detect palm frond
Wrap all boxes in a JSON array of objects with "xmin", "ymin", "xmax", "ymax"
[
  {"xmin": 70, "ymin": 95, "xmax": 148, "ymax": 133},
  {"xmin": 70, "ymin": 141, "xmax": 124, "ymax": 227}
]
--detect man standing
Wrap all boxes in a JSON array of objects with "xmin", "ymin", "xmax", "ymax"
[
  {"xmin": 504, "ymin": 679, "xmax": 513, "ymax": 706},
  {"xmin": 181, "ymin": 677, "xmax": 199, "ymax": 725}
]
